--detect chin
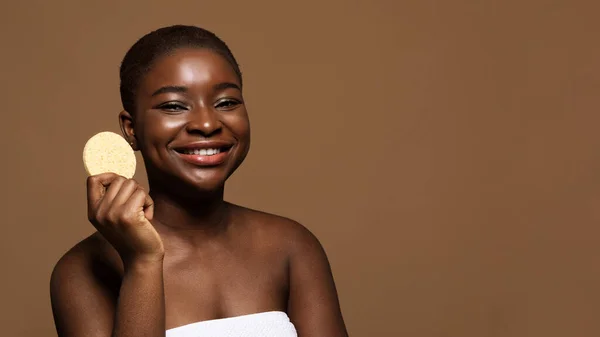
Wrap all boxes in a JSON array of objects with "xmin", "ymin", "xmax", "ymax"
[
  {"xmin": 146, "ymin": 167, "xmax": 225, "ymax": 199},
  {"xmin": 188, "ymin": 178, "xmax": 226, "ymax": 194},
  {"xmin": 181, "ymin": 169, "xmax": 227, "ymax": 192}
]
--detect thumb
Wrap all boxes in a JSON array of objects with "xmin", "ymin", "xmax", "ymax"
[{"xmin": 143, "ymin": 193, "xmax": 154, "ymax": 221}]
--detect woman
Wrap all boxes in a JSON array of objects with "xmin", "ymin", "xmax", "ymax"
[{"xmin": 50, "ymin": 25, "xmax": 349, "ymax": 337}]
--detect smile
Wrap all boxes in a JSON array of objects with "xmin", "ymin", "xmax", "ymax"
[
  {"xmin": 180, "ymin": 148, "xmax": 222, "ymax": 156},
  {"xmin": 172, "ymin": 142, "xmax": 233, "ymax": 166}
]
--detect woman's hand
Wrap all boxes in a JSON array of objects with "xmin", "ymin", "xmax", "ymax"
[{"xmin": 86, "ymin": 173, "xmax": 164, "ymax": 266}]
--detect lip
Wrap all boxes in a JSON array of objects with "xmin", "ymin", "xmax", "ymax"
[
  {"xmin": 172, "ymin": 140, "xmax": 234, "ymax": 151},
  {"xmin": 171, "ymin": 140, "xmax": 234, "ymax": 167}
]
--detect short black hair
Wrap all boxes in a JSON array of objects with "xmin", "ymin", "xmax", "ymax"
[{"xmin": 119, "ymin": 25, "xmax": 242, "ymax": 114}]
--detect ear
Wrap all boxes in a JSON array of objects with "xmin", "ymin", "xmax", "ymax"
[{"xmin": 119, "ymin": 110, "xmax": 138, "ymax": 151}]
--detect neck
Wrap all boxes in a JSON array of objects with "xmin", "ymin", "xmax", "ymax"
[{"xmin": 148, "ymin": 184, "xmax": 232, "ymax": 246}]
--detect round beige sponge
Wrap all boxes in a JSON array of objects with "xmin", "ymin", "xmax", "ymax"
[{"xmin": 83, "ymin": 131, "xmax": 136, "ymax": 178}]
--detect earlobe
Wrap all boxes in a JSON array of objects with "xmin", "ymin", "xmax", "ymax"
[
  {"xmin": 128, "ymin": 138, "xmax": 138, "ymax": 151},
  {"xmin": 118, "ymin": 110, "xmax": 138, "ymax": 150}
]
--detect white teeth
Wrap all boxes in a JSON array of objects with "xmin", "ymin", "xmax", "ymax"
[{"xmin": 183, "ymin": 148, "xmax": 221, "ymax": 156}]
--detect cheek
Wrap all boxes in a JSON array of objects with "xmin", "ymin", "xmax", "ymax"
[
  {"xmin": 142, "ymin": 115, "xmax": 185, "ymax": 139},
  {"xmin": 223, "ymin": 111, "xmax": 251, "ymax": 141},
  {"xmin": 137, "ymin": 115, "xmax": 185, "ymax": 156}
]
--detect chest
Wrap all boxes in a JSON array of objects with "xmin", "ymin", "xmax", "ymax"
[{"xmin": 161, "ymin": 245, "xmax": 290, "ymax": 330}]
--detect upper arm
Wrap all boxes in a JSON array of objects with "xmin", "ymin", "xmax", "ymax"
[
  {"xmin": 50, "ymin": 246, "xmax": 117, "ymax": 337},
  {"xmin": 286, "ymin": 222, "xmax": 349, "ymax": 337}
]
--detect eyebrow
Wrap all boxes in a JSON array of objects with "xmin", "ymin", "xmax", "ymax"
[
  {"xmin": 213, "ymin": 82, "xmax": 241, "ymax": 91},
  {"xmin": 150, "ymin": 82, "xmax": 241, "ymax": 97},
  {"xmin": 151, "ymin": 85, "xmax": 187, "ymax": 96}
]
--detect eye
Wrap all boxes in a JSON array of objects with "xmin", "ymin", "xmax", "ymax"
[
  {"xmin": 157, "ymin": 102, "xmax": 188, "ymax": 113},
  {"xmin": 215, "ymin": 99, "xmax": 241, "ymax": 110}
]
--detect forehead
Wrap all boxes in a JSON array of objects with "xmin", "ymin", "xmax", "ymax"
[{"xmin": 138, "ymin": 48, "xmax": 239, "ymax": 94}]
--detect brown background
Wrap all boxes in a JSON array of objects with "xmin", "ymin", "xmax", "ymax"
[{"xmin": 1, "ymin": 0, "xmax": 600, "ymax": 336}]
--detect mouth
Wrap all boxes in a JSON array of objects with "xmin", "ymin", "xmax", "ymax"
[
  {"xmin": 172, "ymin": 142, "xmax": 234, "ymax": 166},
  {"xmin": 176, "ymin": 147, "xmax": 230, "ymax": 156}
]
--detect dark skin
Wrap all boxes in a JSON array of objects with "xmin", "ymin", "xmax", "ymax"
[{"xmin": 50, "ymin": 48, "xmax": 349, "ymax": 337}]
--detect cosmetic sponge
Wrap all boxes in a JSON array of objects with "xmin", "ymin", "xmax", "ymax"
[{"xmin": 83, "ymin": 131, "xmax": 136, "ymax": 178}]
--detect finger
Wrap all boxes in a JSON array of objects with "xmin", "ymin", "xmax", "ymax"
[
  {"xmin": 134, "ymin": 186, "xmax": 154, "ymax": 221},
  {"xmin": 109, "ymin": 179, "xmax": 139, "ymax": 209},
  {"xmin": 87, "ymin": 173, "xmax": 120, "ymax": 210},
  {"xmin": 122, "ymin": 188, "xmax": 154, "ymax": 222},
  {"xmin": 96, "ymin": 176, "xmax": 127, "ymax": 214},
  {"xmin": 144, "ymin": 192, "xmax": 154, "ymax": 221}
]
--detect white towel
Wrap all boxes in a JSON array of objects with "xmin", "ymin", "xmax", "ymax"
[{"xmin": 165, "ymin": 311, "xmax": 298, "ymax": 337}]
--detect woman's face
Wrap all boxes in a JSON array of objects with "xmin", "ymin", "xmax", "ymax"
[{"xmin": 121, "ymin": 48, "xmax": 250, "ymax": 193}]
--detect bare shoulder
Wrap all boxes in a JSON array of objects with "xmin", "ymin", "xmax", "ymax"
[
  {"xmin": 52, "ymin": 233, "xmax": 98, "ymax": 277},
  {"xmin": 50, "ymin": 231, "xmax": 121, "ymax": 298},
  {"xmin": 50, "ymin": 232, "xmax": 122, "ymax": 336},
  {"xmin": 232, "ymin": 205, "xmax": 348, "ymax": 335},
  {"xmin": 51, "ymin": 232, "xmax": 114, "ymax": 273},
  {"xmin": 232, "ymin": 204, "xmax": 325, "ymax": 256}
]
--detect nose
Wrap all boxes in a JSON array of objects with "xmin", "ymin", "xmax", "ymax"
[{"xmin": 185, "ymin": 105, "xmax": 222, "ymax": 136}]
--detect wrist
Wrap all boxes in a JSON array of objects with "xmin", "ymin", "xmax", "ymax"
[{"xmin": 122, "ymin": 253, "xmax": 165, "ymax": 273}]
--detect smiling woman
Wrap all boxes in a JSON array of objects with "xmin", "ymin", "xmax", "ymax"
[
  {"xmin": 49, "ymin": 25, "xmax": 349, "ymax": 337},
  {"xmin": 123, "ymin": 47, "xmax": 250, "ymax": 195}
]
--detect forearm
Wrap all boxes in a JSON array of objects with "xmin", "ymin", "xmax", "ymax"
[{"xmin": 112, "ymin": 259, "xmax": 165, "ymax": 337}]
